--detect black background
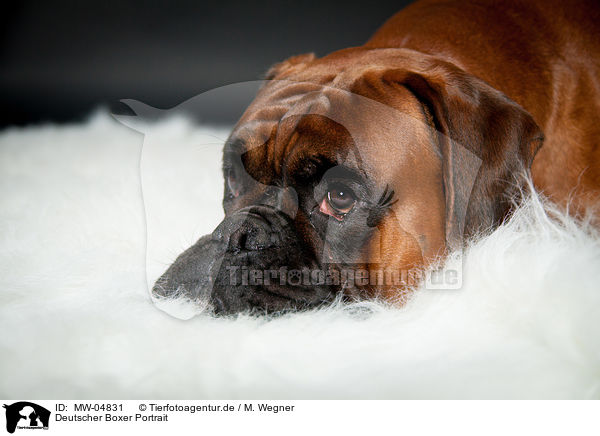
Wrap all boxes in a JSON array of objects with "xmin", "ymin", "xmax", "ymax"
[{"xmin": 1, "ymin": 0, "xmax": 414, "ymax": 127}]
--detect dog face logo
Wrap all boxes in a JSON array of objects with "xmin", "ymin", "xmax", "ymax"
[{"xmin": 3, "ymin": 402, "xmax": 50, "ymax": 433}]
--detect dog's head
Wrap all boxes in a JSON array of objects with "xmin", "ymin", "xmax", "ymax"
[{"xmin": 153, "ymin": 48, "xmax": 543, "ymax": 314}]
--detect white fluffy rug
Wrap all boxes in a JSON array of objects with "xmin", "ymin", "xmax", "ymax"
[{"xmin": 1, "ymin": 111, "xmax": 599, "ymax": 399}]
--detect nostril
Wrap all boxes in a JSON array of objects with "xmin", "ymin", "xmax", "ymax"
[
  {"xmin": 239, "ymin": 233, "xmax": 248, "ymax": 249},
  {"xmin": 228, "ymin": 225, "xmax": 271, "ymax": 251},
  {"xmin": 219, "ymin": 206, "xmax": 291, "ymax": 252},
  {"xmin": 228, "ymin": 227, "xmax": 247, "ymax": 251}
]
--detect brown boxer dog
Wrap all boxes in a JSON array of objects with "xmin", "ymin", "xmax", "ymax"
[{"xmin": 153, "ymin": 0, "xmax": 600, "ymax": 314}]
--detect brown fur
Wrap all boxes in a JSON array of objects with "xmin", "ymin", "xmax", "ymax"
[
  {"xmin": 228, "ymin": 0, "xmax": 599, "ymax": 302},
  {"xmin": 367, "ymin": 0, "xmax": 600, "ymax": 216}
]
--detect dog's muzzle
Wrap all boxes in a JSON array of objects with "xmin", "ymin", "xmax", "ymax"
[{"xmin": 152, "ymin": 205, "xmax": 335, "ymax": 314}]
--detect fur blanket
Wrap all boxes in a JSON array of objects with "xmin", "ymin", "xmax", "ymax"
[{"xmin": 0, "ymin": 112, "xmax": 598, "ymax": 399}]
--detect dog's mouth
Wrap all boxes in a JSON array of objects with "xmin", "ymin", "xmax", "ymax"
[{"xmin": 151, "ymin": 205, "xmax": 337, "ymax": 315}]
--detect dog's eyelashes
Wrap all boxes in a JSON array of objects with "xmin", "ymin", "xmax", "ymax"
[
  {"xmin": 377, "ymin": 185, "xmax": 397, "ymax": 209},
  {"xmin": 366, "ymin": 185, "xmax": 397, "ymax": 227}
]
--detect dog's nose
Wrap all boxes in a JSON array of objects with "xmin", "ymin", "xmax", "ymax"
[
  {"xmin": 227, "ymin": 218, "xmax": 273, "ymax": 251},
  {"xmin": 213, "ymin": 206, "xmax": 287, "ymax": 252},
  {"xmin": 153, "ymin": 204, "xmax": 335, "ymax": 314}
]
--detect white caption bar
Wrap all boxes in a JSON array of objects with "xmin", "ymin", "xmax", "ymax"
[{"xmin": 1, "ymin": 400, "xmax": 598, "ymax": 436}]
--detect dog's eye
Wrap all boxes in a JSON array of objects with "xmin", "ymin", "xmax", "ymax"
[
  {"xmin": 328, "ymin": 184, "xmax": 355, "ymax": 212},
  {"xmin": 320, "ymin": 183, "xmax": 356, "ymax": 219}
]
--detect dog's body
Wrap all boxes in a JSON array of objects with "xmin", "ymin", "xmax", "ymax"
[
  {"xmin": 154, "ymin": 0, "xmax": 600, "ymax": 313},
  {"xmin": 368, "ymin": 0, "xmax": 600, "ymax": 215}
]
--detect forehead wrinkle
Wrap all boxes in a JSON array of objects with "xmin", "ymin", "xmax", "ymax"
[
  {"xmin": 234, "ymin": 83, "xmax": 324, "ymax": 146},
  {"xmin": 268, "ymin": 80, "xmax": 324, "ymax": 102},
  {"xmin": 234, "ymin": 83, "xmax": 367, "ymax": 185},
  {"xmin": 273, "ymin": 91, "xmax": 334, "ymax": 180},
  {"xmin": 280, "ymin": 121, "xmax": 372, "ymax": 188},
  {"xmin": 247, "ymin": 105, "xmax": 292, "ymax": 122},
  {"xmin": 279, "ymin": 88, "xmax": 388, "ymax": 185},
  {"xmin": 231, "ymin": 120, "xmax": 272, "ymax": 145},
  {"xmin": 273, "ymin": 114, "xmax": 303, "ymax": 181}
]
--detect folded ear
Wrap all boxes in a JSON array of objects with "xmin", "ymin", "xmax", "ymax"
[
  {"xmin": 264, "ymin": 53, "xmax": 317, "ymax": 80},
  {"xmin": 381, "ymin": 57, "xmax": 544, "ymax": 247}
]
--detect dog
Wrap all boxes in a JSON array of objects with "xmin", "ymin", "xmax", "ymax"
[{"xmin": 153, "ymin": 0, "xmax": 600, "ymax": 314}]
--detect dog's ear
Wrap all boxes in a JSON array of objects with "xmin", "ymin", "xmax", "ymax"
[
  {"xmin": 380, "ymin": 57, "xmax": 544, "ymax": 246},
  {"xmin": 265, "ymin": 53, "xmax": 317, "ymax": 80}
]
